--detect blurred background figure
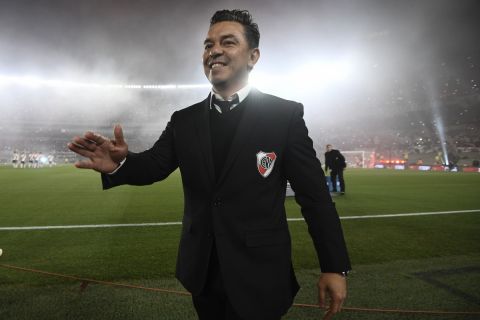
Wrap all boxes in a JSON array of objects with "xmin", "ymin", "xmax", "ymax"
[
  {"xmin": 325, "ymin": 144, "xmax": 347, "ymax": 194},
  {"xmin": 12, "ymin": 150, "xmax": 19, "ymax": 168}
]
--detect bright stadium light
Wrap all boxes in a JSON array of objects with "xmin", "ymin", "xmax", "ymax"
[
  {"xmin": 177, "ymin": 84, "xmax": 211, "ymax": 89},
  {"xmin": 289, "ymin": 58, "xmax": 355, "ymax": 86},
  {"xmin": 249, "ymin": 71, "xmax": 280, "ymax": 92},
  {"xmin": 251, "ymin": 56, "xmax": 357, "ymax": 98},
  {"xmin": 0, "ymin": 75, "xmax": 44, "ymax": 88},
  {"xmin": 20, "ymin": 76, "xmax": 45, "ymax": 88},
  {"xmin": 0, "ymin": 74, "xmax": 210, "ymax": 90},
  {"xmin": 123, "ymin": 84, "xmax": 142, "ymax": 89}
]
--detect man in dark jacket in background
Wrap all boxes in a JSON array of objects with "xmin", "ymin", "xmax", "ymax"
[{"xmin": 325, "ymin": 144, "xmax": 346, "ymax": 194}]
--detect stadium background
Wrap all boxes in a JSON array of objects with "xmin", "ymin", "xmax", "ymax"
[{"xmin": 1, "ymin": 0, "xmax": 479, "ymax": 319}]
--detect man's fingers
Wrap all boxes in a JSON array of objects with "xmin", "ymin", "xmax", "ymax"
[
  {"xmin": 68, "ymin": 142, "xmax": 94, "ymax": 158},
  {"xmin": 329, "ymin": 294, "xmax": 344, "ymax": 314},
  {"xmin": 322, "ymin": 309, "xmax": 334, "ymax": 320},
  {"xmin": 318, "ymin": 273, "xmax": 347, "ymax": 318},
  {"xmin": 321, "ymin": 297, "xmax": 343, "ymax": 320},
  {"xmin": 113, "ymin": 124, "xmax": 126, "ymax": 145},
  {"xmin": 74, "ymin": 160, "xmax": 95, "ymax": 169},
  {"xmin": 318, "ymin": 284, "xmax": 326, "ymax": 309},
  {"xmin": 84, "ymin": 131, "xmax": 107, "ymax": 145},
  {"xmin": 72, "ymin": 136, "xmax": 96, "ymax": 151}
]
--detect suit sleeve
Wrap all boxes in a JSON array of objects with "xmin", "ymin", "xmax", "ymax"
[
  {"xmin": 338, "ymin": 151, "xmax": 346, "ymax": 168},
  {"xmin": 284, "ymin": 104, "xmax": 351, "ymax": 273},
  {"xmin": 101, "ymin": 112, "xmax": 179, "ymax": 189}
]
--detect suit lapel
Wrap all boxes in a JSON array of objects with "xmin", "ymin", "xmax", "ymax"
[
  {"xmin": 216, "ymin": 89, "xmax": 262, "ymax": 186},
  {"xmin": 194, "ymin": 95, "xmax": 216, "ymax": 185}
]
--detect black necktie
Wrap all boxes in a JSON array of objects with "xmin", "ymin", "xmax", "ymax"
[{"xmin": 212, "ymin": 94, "xmax": 239, "ymax": 114}]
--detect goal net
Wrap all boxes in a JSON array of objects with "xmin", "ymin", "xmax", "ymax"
[{"xmin": 342, "ymin": 150, "xmax": 367, "ymax": 168}]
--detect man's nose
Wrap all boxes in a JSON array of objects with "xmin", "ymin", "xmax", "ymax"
[{"xmin": 209, "ymin": 45, "xmax": 223, "ymax": 57}]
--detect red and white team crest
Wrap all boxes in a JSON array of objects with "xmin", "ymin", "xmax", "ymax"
[{"xmin": 256, "ymin": 151, "xmax": 277, "ymax": 178}]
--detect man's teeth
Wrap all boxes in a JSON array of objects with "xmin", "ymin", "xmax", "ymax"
[{"xmin": 211, "ymin": 63, "xmax": 224, "ymax": 69}]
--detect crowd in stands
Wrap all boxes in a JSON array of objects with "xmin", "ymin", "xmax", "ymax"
[
  {"xmin": 2, "ymin": 111, "xmax": 478, "ymax": 168},
  {"xmin": 311, "ymin": 102, "xmax": 479, "ymax": 166},
  {"xmin": 1, "ymin": 79, "xmax": 478, "ymax": 167}
]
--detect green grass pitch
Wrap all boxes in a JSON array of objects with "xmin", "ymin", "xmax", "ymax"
[{"xmin": 0, "ymin": 166, "xmax": 479, "ymax": 319}]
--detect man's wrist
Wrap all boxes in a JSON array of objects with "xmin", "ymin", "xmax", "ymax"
[
  {"xmin": 320, "ymin": 270, "xmax": 350, "ymax": 277},
  {"xmin": 107, "ymin": 158, "xmax": 126, "ymax": 175},
  {"xmin": 321, "ymin": 271, "xmax": 349, "ymax": 277}
]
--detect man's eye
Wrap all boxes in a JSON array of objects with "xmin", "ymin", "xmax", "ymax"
[{"xmin": 204, "ymin": 44, "xmax": 213, "ymax": 50}]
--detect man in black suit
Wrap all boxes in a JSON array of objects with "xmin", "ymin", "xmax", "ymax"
[
  {"xmin": 324, "ymin": 144, "xmax": 346, "ymax": 194},
  {"xmin": 69, "ymin": 9, "xmax": 350, "ymax": 320}
]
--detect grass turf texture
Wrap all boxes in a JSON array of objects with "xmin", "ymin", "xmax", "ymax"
[{"xmin": 0, "ymin": 166, "xmax": 479, "ymax": 319}]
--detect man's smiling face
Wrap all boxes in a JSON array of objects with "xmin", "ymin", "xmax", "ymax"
[{"xmin": 203, "ymin": 21, "xmax": 259, "ymax": 95}]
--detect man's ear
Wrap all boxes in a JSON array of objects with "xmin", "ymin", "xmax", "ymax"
[{"xmin": 248, "ymin": 48, "xmax": 260, "ymax": 70}]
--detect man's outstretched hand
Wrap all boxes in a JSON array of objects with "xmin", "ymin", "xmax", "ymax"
[
  {"xmin": 318, "ymin": 273, "xmax": 347, "ymax": 320},
  {"xmin": 68, "ymin": 124, "xmax": 128, "ymax": 173}
]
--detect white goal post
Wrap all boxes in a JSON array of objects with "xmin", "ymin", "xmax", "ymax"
[{"xmin": 341, "ymin": 150, "xmax": 367, "ymax": 168}]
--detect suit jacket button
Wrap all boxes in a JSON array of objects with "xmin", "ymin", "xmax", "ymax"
[{"xmin": 213, "ymin": 198, "xmax": 221, "ymax": 207}]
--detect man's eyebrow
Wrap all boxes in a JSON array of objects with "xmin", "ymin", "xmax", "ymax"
[
  {"xmin": 220, "ymin": 34, "xmax": 238, "ymax": 41},
  {"xmin": 203, "ymin": 34, "xmax": 239, "ymax": 45}
]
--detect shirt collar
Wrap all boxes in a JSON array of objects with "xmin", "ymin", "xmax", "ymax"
[{"xmin": 209, "ymin": 84, "xmax": 252, "ymax": 111}]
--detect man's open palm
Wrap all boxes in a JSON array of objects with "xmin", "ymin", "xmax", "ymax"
[{"xmin": 68, "ymin": 124, "xmax": 128, "ymax": 173}]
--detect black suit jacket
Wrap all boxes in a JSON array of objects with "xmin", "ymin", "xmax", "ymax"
[
  {"xmin": 102, "ymin": 89, "xmax": 351, "ymax": 319},
  {"xmin": 325, "ymin": 149, "xmax": 346, "ymax": 171}
]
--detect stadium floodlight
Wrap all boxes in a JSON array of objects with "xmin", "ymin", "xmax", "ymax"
[
  {"xmin": 19, "ymin": 76, "xmax": 45, "ymax": 88},
  {"xmin": 249, "ymin": 71, "xmax": 278, "ymax": 91},
  {"xmin": 123, "ymin": 84, "xmax": 142, "ymax": 89},
  {"xmin": 291, "ymin": 58, "xmax": 355, "ymax": 85},
  {"xmin": 0, "ymin": 75, "xmax": 43, "ymax": 88},
  {"xmin": 177, "ymin": 84, "xmax": 211, "ymax": 89},
  {"xmin": 0, "ymin": 74, "xmax": 210, "ymax": 91},
  {"xmin": 251, "ymin": 56, "xmax": 357, "ymax": 97}
]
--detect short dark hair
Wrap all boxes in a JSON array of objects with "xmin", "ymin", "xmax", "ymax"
[{"xmin": 210, "ymin": 9, "xmax": 260, "ymax": 49}]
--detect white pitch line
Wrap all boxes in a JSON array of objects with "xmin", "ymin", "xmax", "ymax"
[
  {"xmin": 288, "ymin": 209, "xmax": 480, "ymax": 221},
  {"xmin": 0, "ymin": 209, "xmax": 479, "ymax": 231},
  {"xmin": 0, "ymin": 222, "xmax": 182, "ymax": 231}
]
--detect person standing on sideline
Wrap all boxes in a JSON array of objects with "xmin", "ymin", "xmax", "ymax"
[
  {"xmin": 12, "ymin": 149, "xmax": 19, "ymax": 168},
  {"xmin": 69, "ymin": 10, "xmax": 350, "ymax": 320},
  {"xmin": 325, "ymin": 144, "xmax": 346, "ymax": 194},
  {"xmin": 20, "ymin": 151, "xmax": 27, "ymax": 168}
]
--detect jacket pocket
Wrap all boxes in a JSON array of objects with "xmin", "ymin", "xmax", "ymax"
[{"xmin": 245, "ymin": 226, "xmax": 290, "ymax": 247}]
